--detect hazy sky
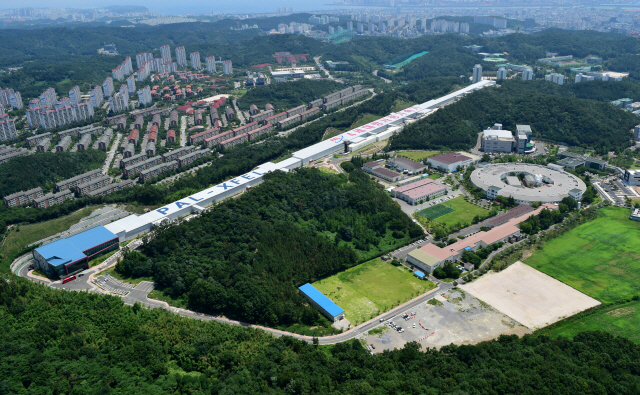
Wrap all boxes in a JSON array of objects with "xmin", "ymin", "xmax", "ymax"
[{"xmin": 6, "ymin": 1, "xmax": 351, "ymax": 15}]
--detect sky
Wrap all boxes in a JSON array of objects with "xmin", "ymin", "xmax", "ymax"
[{"xmin": 5, "ymin": 1, "xmax": 354, "ymax": 15}]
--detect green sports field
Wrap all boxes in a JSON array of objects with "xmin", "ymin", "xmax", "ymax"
[
  {"xmin": 525, "ymin": 207, "xmax": 640, "ymax": 304},
  {"xmin": 420, "ymin": 196, "xmax": 489, "ymax": 228},
  {"xmin": 538, "ymin": 300, "xmax": 640, "ymax": 343},
  {"xmin": 312, "ymin": 258, "xmax": 435, "ymax": 324}
]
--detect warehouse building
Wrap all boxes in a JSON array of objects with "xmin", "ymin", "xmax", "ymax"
[
  {"xmin": 298, "ymin": 283, "xmax": 345, "ymax": 322},
  {"xmin": 427, "ymin": 152, "xmax": 475, "ymax": 172},
  {"xmin": 363, "ymin": 161, "xmax": 402, "ymax": 182},
  {"xmin": 33, "ymin": 226, "xmax": 119, "ymax": 278},
  {"xmin": 388, "ymin": 156, "xmax": 428, "ymax": 174},
  {"xmin": 392, "ymin": 178, "xmax": 446, "ymax": 205}
]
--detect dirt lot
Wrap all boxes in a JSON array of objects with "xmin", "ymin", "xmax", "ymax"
[
  {"xmin": 365, "ymin": 288, "xmax": 529, "ymax": 352},
  {"xmin": 461, "ymin": 261, "xmax": 601, "ymax": 330}
]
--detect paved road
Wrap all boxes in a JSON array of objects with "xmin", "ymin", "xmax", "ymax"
[
  {"xmin": 102, "ymin": 131, "xmax": 120, "ymax": 175},
  {"xmin": 314, "ymin": 56, "xmax": 334, "ymax": 80},
  {"xmin": 373, "ymin": 69, "xmax": 391, "ymax": 84},
  {"xmin": 232, "ymin": 99, "xmax": 246, "ymax": 125},
  {"xmin": 180, "ymin": 115, "xmax": 187, "ymax": 147}
]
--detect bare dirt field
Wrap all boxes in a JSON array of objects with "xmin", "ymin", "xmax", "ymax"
[
  {"xmin": 365, "ymin": 288, "xmax": 530, "ymax": 352},
  {"xmin": 461, "ymin": 261, "xmax": 601, "ymax": 330}
]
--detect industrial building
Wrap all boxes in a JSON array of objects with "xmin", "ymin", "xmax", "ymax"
[
  {"xmin": 427, "ymin": 152, "xmax": 475, "ymax": 172},
  {"xmin": 470, "ymin": 163, "xmax": 586, "ymax": 205},
  {"xmin": 298, "ymin": 283, "xmax": 345, "ymax": 322},
  {"xmin": 99, "ymin": 81, "xmax": 497, "ymax": 242},
  {"xmin": 481, "ymin": 128, "xmax": 514, "ymax": 153},
  {"xmin": 515, "ymin": 125, "xmax": 534, "ymax": 154},
  {"xmin": 388, "ymin": 156, "xmax": 428, "ymax": 174},
  {"xmin": 33, "ymin": 226, "xmax": 119, "ymax": 278},
  {"xmin": 363, "ymin": 161, "xmax": 402, "ymax": 182},
  {"xmin": 392, "ymin": 178, "xmax": 446, "ymax": 205}
]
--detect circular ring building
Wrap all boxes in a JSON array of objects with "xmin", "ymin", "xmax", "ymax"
[{"xmin": 470, "ymin": 163, "xmax": 587, "ymax": 205}]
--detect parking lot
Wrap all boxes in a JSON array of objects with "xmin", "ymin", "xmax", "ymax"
[{"xmin": 365, "ymin": 288, "xmax": 529, "ymax": 352}]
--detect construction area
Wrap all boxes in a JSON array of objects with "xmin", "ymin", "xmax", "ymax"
[
  {"xmin": 365, "ymin": 288, "xmax": 529, "ymax": 352},
  {"xmin": 461, "ymin": 262, "xmax": 601, "ymax": 329}
]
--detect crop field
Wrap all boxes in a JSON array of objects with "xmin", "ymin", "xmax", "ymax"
[
  {"xmin": 525, "ymin": 207, "xmax": 640, "ymax": 303},
  {"xmin": 538, "ymin": 301, "xmax": 640, "ymax": 344},
  {"xmin": 312, "ymin": 258, "xmax": 435, "ymax": 324},
  {"xmin": 421, "ymin": 196, "xmax": 489, "ymax": 227}
]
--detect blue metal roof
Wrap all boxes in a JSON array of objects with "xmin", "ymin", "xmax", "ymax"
[
  {"xmin": 414, "ymin": 271, "xmax": 425, "ymax": 278},
  {"xmin": 67, "ymin": 226, "xmax": 117, "ymax": 253},
  {"xmin": 298, "ymin": 283, "xmax": 344, "ymax": 317},
  {"xmin": 34, "ymin": 239, "xmax": 86, "ymax": 268}
]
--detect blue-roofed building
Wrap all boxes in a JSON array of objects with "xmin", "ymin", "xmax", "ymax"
[
  {"xmin": 414, "ymin": 270, "xmax": 426, "ymax": 279},
  {"xmin": 298, "ymin": 283, "xmax": 345, "ymax": 322},
  {"xmin": 33, "ymin": 226, "xmax": 119, "ymax": 278}
]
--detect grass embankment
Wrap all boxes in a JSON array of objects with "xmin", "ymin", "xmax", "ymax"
[
  {"xmin": 525, "ymin": 207, "xmax": 640, "ymax": 304},
  {"xmin": 313, "ymin": 258, "xmax": 436, "ymax": 324},
  {"xmin": 526, "ymin": 207, "xmax": 640, "ymax": 343},
  {"xmin": 396, "ymin": 150, "xmax": 440, "ymax": 162},
  {"xmin": 351, "ymin": 114, "xmax": 382, "ymax": 129},
  {"xmin": 1, "ymin": 206, "xmax": 98, "ymax": 265}
]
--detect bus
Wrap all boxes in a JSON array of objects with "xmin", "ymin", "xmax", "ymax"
[{"xmin": 62, "ymin": 275, "xmax": 76, "ymax": 284}]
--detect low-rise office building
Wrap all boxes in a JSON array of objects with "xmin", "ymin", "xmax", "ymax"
[
  {"xmin": 624, "ymin": 169, "xmax": 640, "ymax": 186},
  {"xmin": 388, "ymin": 156, "xmax": 428, "ymax": 174},
  {"xmin": 481, "ymin": 129, "xmax": 514, "ymax": 153}
]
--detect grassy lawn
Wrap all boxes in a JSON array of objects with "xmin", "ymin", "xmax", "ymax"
[
  {"xmin": 1, "ymin": 206, "xmax": 99, "ymax": 265},
  {"xmin": 317, "ymin": 166, "xmax": 338, "ymax": 174},
  {"xmin": 429, "ymin": 196, "xmax": 489, "ymax": 228},
  {"xmin": 525, "ymin": 207, "xmax": 640, "ymax": 304},
  {"xmin": 351, "ymin": 114, "xmax": 382, "ymax": 129},
  {"xmin": 312, "ymin": 258, "xmax": 436, "ymax": 324},
  {"xmin": 538, "ymin": 301, "xmax": 640, "ymax": 344},
  {"xmin": 396, "ymin": 150, "xmax": 440, "ymax": 162},
  {"xmin": 427, "ymin": 173, "xmax": 443, "ymax": 180}
]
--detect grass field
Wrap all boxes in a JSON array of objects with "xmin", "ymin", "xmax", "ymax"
[
  {"xmin": 351, "ymin": 114, "xmax": 382, "ymax": 129},
  {"xmin": 538, "ymin": 301, "xmax": 640, "ymax": 343},
  {"xmin": 425, "ymin": 196, "xmax": 489, "ymax": 228},
  {"xmin": 427, "ymin": 173, "xmax": 443, "ymax": 180},
  {"xmin": 525, "ymin": 207, "xmax": 640, "ymax": 303},
  {"xmin": 312, "ymin": 258, "xmax": 436, "ymax": 324},
  {"xmin": 1, "ymin": 206, "xmax": 99, "ymax": 266},
  {"xmin": 391, "ymin": 101, "xmax": 414, "ymax": 113},
  {"xmin": 317, "ymin": 166, "xmax": 339, "ymax": 174},
  {"xmin": 396, "ymin": 150, "xmax": 440, "ymax": 162}
]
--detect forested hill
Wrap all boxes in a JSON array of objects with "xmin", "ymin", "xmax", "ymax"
[
  {"xmin": 237, "ymin": 80, "xmax": 344, "ymax": 111},
  {"xmin": 0, "ymin": 150, "xmax": 106, "ymax": 197},
  {"xmin": 117, "ymin": 168, "xmax": 423, "ymax": 326},
  {"xmin": 2, "ymin": 276, "xmax": 640, "ymax": 394},
  {"xmin": 389, "ymin": 80, "xmax": 639, "ymax": 154}
]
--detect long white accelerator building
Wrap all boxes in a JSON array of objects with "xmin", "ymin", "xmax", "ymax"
[{"xmin": 105, "ymin": 81, "xmax": 496, "ymax": 241}]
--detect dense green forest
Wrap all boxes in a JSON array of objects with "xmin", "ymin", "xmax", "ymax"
[
  {"xmin": 2, "ymin": 276, "xmax": 640, "ymax": 394},
  {"xmin": 390, "ymin": 80, "xmax": 639, "ymax": 153},
  {"xmin": 0, "ymin": 150, "xmax": 106, "ymax": 197},
  {"xmin": 116, "ymin": 168, "xmax": 422, "ymax": 326},
  {"xmin": 237, "ymin": 80, "xmax": 343, "ymax": 111}
]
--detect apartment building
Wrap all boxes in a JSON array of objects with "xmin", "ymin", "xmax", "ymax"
[
  {"xmin": 33, "ymin": 189, "xmax": 74, "ymax": 208},
  {"xmin": 162, "ymin": 146, "xmax": 195, "ymax": 162},
  {"xmin": 75, "ymin": 176, "xmax": 111, "ymax": 195},
  {"xmin": 3, "ymin": 187, "xmax": 43, "ymax": 207},
  {"xmin": 206, "ymin": 55, "xmax": 216, "ymax": 73},
  {"xmin": 175, "ymin": 46, "xmax": 187, "ymax": 68},
  {"xmin": 55, "ymin": 169, "xmax": 102, "ymax": 191},
  {"xmin": 139, "ymin": 160, "xmax": 178, "ymax": 181},
  {"xmin": 177, "ymin": 149, "xmax": 210, "ymax": 167}
]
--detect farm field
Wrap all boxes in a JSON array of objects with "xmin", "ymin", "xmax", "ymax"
[
  {"xmin": 538, "ymin": 300, "xmax": 640, "ymax": 344},
  {"xmin": 525, "ymin": 207, "xmax": 640, "ymax": 303},
  {"xmin": 396, "ymin": 150, "xmax": 440, "ymax": 162},
  {"xmin": 312, "ymin": 258, "xmax": 436, "ymax": 324},
  {"xmin": 425, "ymin": 196, "xmax": 489, "ymax": 227}
]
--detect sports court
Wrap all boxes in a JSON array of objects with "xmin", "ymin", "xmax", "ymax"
[
  {"xmin": 461, "ymin": 261, "xmax": 601, "ymax": 329},
  {"xmin": 417, "ymin": 204, "xmax": 454, "ymax": 219}
]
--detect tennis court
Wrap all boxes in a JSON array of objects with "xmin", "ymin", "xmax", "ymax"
[{"xmin": 418, "ymin": 204, "xmax": 455, "ymax": 219}]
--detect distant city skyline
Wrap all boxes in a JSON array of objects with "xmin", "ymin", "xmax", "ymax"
[{"xmin": 4, "ymin": 1, "xmax": 359, "ymax": 15}]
